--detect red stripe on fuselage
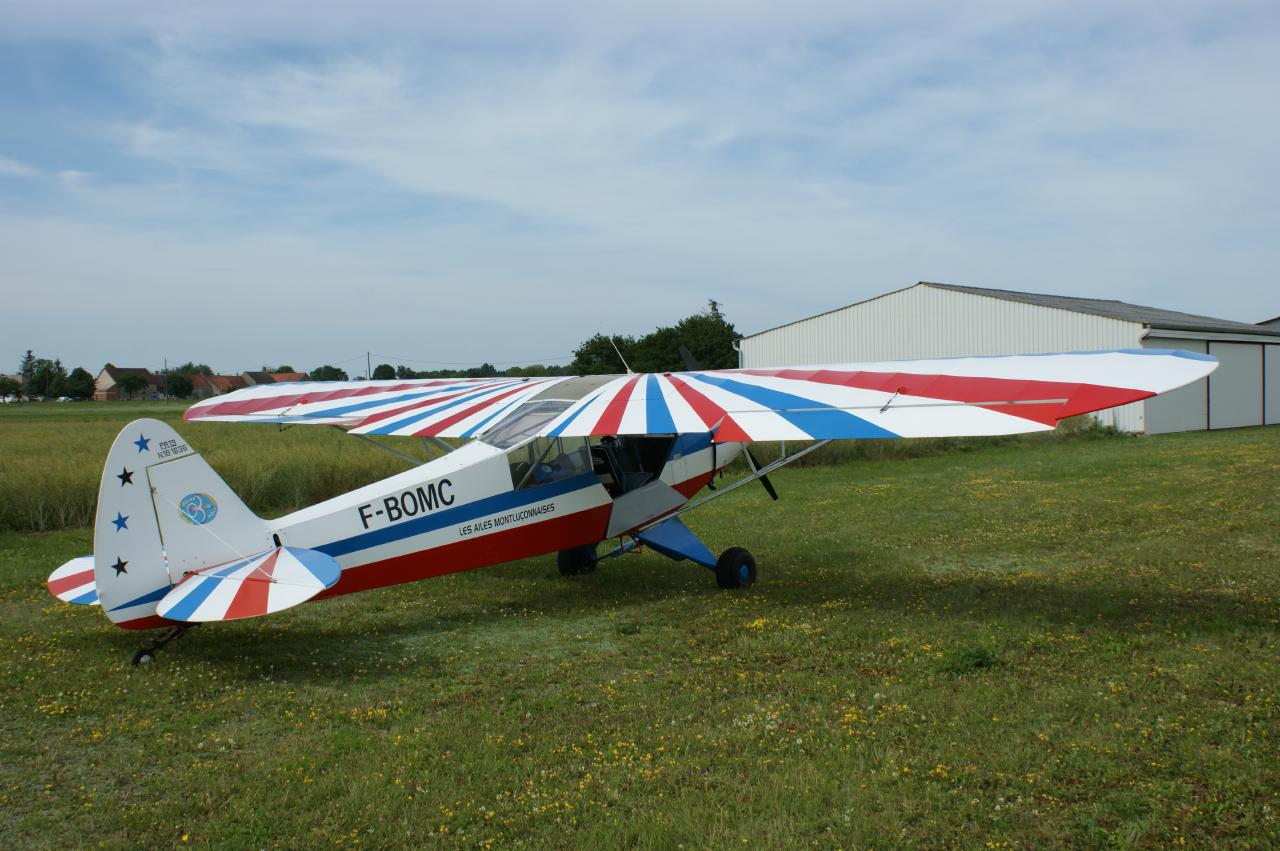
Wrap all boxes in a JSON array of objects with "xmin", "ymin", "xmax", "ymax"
[{"xmin": 315, "ymin": 503, "xmax": 614, "ymax": 599}]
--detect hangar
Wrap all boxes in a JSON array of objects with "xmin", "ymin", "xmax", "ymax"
[{"xmin": 738, "ymin": 282, "xmax": 1280, "ymax": 434}]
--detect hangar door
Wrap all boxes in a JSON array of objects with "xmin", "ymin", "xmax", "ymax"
[
  {"xmin": 1143, "ymin": 338, "xmax": 1207, "ymax": 434},
  {"xmin": 1268, "ymin": 345, "xmax": 1280, "ymax": 425},
  {"xmin": 1207, "ymin": 342, "xmax": 1263, "ymax": 430}
]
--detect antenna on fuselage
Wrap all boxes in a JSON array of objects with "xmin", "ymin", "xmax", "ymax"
[{"xmin": 610, "ymin": 336, "xmax": 635, "ymax": 375}]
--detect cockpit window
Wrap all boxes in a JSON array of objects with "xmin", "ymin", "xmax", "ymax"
[{"xmin": 480, "ymin": 400, "xmax": 573, "ymax": 449}]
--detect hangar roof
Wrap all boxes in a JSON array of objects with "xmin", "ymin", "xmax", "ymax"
[
  {"xmin": 923, "ymin": 283, "xmax": 1280, "ymax": 338},
  {"xmin": 743, "ymin": 282, "xmax": 1280, "ymax": 339}
]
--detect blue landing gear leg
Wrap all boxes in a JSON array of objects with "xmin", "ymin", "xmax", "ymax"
[{"xmin": 633, "ymin": 517, "xmax": 757, "ymax": 590}]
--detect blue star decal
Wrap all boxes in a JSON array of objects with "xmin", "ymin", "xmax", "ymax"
[
  {"xmin": 134, "ymin": 434, "xmax": 151, "ymax": 453},
  {"xmin": 111, "ymin": 557, "xmax": 128, "ymax": 576},
  {"xmin": 112, "ymin": 512, "xmax": 129, "ymax": 531}
]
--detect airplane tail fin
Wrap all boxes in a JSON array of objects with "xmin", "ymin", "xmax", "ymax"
[
  {"xmin": 83, "ymin": 418, "xmax": 340, "ymax": 628},
  {"xmin": 90, "ymin": 418, "xmax": 275, "ymax": 628}
]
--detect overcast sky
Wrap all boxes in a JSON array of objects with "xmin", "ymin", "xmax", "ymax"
[{"xmin": 2, "ymin": 1, "xmax": 1277, "ymax": 375}]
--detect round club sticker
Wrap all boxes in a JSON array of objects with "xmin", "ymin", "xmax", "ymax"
[{"xmin": 179, "ymin": 493, "xmax": 219, "ymax": 525}]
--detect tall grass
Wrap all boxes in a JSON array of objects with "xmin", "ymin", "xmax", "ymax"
[
  {"xmin": 0, "ymin": 403, "xmax": 1122, "ymax": 532},
  {"xmin": 0, "ymin": 402, "xmax": 414, "ymax": 532}
]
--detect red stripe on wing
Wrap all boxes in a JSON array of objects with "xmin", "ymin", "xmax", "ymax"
[
  {"xmin": 222, "ymin": 550, "xmax": 281, "ymax": 621},
  {"xmin": 592, "ymin": 375, "xmax": 643, "ymax": 434},
  {"xmin": 352, "ymin": 381, "xmax": 512, "ymax": 429},
  {"xmin": 741, "ymin": 369, "xmax": 1149, "ymax": 426},
  {"xmin": 184, "ymin": 380, "xmax": 464, "ymax": 421},
  {"xmin": 412, "ymin": 382, "xmax": 545, "ymax": 436},
  {"xmin": 48, "ymin": 568, "xmax": 95, "ymax": 596},
  {"xmin": 664, "ymin": 373, "xmax": 727, "ymax": 429}
]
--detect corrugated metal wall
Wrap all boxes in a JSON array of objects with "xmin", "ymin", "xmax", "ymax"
[{"xmin": 1266, "ymin": 346, "xmax": 1280, "ymax": 425}]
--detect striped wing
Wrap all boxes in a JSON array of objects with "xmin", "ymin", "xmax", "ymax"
[
  {"xmin": 539, "ymin": 349, "xmax": 1217, "ymax": 442},
  {"xmin": 155, "ymin": 547, "xmax": 341, "ymax": 622},
  {"xmin": 184, "ymin": 376, "xmax": 571, "ymax": 437}
]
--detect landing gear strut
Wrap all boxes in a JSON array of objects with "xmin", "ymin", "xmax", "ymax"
[{"xmin": 132, "ymin": 624, "xmax": 196, "ymax": 666}]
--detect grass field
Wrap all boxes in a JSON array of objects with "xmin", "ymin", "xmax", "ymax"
[{"xmin": 1, "ymin": 403, "xmax": 1278, "ymax": 847}]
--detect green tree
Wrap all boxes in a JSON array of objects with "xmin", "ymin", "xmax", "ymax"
[
  {"xmin": 64, "ymin": 367, "xmax": 95, "ymax": 399},
  {"xmin": 18, "ymin": 350, "xmax": 36, "ymax": 395},
  {"xmin": 571, "ymin": 334, "xmax": 636, "ymax": 375},
  {"xmin": 166, "ymin": 372, "xmax": 194, "ymax": 398},
  {"xmin": 570, "ymin": 301, "xmax": 738, "ymax": 375},
  {"xmin": 308, "ymin": 365, "xmax": 349, "ymax": 381},
  {"xmin": 371, "ymin": 363, "xmax": 397, "ymax": 380},
  {"xmin": 173, "ymin": 362, "xmax": 213, "ymax": 376},
  {"xmin": 0, "ymin": 376, "xmax": 20, "ymax": 397},
  {"xmin": 671, "ymin": 300, "xmax": 738, "ymax": 369},
  {"xmin": 29, "ymin": 358, "xmax": 67, "ymax": 398},
  {"xmin": 116, "ymin": 374, "xmax": 150, "ymax": 399},
  {"xmin": 263, "ymin": 365, "xmax": 295, "ymax": 373}
]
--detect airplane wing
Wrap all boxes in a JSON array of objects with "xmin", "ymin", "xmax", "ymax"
[
  {"xmin": 184, "ymin": 376, "xmax": 573, "ymax": 435},
  {"xmin": 184, "ymin": 349, "xmax": 1216, "ymax": 442},
  {"xmin": 534, "ymin": 349, "xmax": 1217, "ymax": 442}
]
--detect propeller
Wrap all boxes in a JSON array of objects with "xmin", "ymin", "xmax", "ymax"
[
  {"xmin": 744, "ymin": 446, "xmax": 779, "ymax": 501},
  {"xmin": 680, "ymin": 344, "xmax": 778, "ymax": 501}
]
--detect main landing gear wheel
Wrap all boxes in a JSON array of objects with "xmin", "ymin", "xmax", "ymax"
[
  {"xmin": 557, "ymin": 543, "xmax": 599, "ymax": 576},
  {"xmin": 131, "ymin": 624, "xmax": 195, "ymax": 666},
  {"xmin": 716, "ymin": 547, "xmax": 757, "ymax": 590}
]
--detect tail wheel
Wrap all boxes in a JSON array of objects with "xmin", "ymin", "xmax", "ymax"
[
  {"xmin": 557, "ymin": 543, "xmax": 598, "ymax": 576},
  {"xmin": 716, "ymin": 547, "xmax": 757, "ymax": 589}
]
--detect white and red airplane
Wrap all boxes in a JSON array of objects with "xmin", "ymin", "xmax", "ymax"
[{"xmin": 47, "ymin": 348, "xmax": 1216, "ymax": 663}]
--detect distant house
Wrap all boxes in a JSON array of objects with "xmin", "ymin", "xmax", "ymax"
[
  {"xmin": 1261, "ymin": 315, "xmax": 1280, "ymax": 329},
  {"xmin": 189, "ymin": 374, "xmax": 249, "ymax": 399},
  {"xmin": 94, "ymin": 366, "xmax": 163, "ymax": 401},
  {"xmin": 269, "ymin": 372, "xmax": 308, "ymax": 383},
  {"xmin": 242, "ymin": 371, "xmax": 276, "ymax": 386}
]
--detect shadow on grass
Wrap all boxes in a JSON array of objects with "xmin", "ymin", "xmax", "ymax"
[{"xmin": 84, "ymin": 551, "xmax": 1279, "ymax": 680}]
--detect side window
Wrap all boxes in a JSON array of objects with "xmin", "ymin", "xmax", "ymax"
[{"xmin": 507, "ymin": 437, "xmax": 592, "ymax": 489}]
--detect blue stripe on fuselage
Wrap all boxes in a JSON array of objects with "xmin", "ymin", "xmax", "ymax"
[{"xmin": 316, "ymin": 473, "xmax": 601, "ymax": 559}]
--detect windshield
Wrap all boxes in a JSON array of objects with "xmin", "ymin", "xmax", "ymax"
[{"xmin": 480, "ymin": 400, "xmax": 573, "ymax": 449}]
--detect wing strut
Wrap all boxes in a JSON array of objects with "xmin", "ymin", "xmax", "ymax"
[{"xmin": 675, "ymin": 439, "xmax": 831, "ymax": 518}]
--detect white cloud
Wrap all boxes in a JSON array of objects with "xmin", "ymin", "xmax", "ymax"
[
  {"xmin": 3, "ymin": 0, "xmax": 1279, "ymax": 371},
  {"xmin": 0, "ymin": 155, "xmax": 39, "ymax": 177}
]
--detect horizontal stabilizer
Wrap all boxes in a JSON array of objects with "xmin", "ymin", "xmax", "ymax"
[
  {"xmin": 155, "ymin": 547, "xmax": 341, "ymax": 623},
  {"xmin": 48, "ymin": 556, "xmax": 98, "ymax": 605}
]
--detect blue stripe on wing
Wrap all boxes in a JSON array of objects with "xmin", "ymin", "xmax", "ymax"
[{"xmin": 690, "ymin": 374, "xmax": 899, "ymax": 439}]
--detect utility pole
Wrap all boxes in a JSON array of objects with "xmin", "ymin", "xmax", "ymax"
[{"xmin": 366, "ymin": 351, "xmax": 371, "ymax": 380}]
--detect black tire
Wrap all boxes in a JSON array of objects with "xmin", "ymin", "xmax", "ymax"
[
  {"xmin": 132, "ymin": 649, "xmax": 155, "ymax": 666},
  {"xmin": 715, "ymin": 547, "xmax": 757, "ymax": 589},
  {"xmin": 557, "ymin": 543, "xmax": 598, "ymax": 576}
]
